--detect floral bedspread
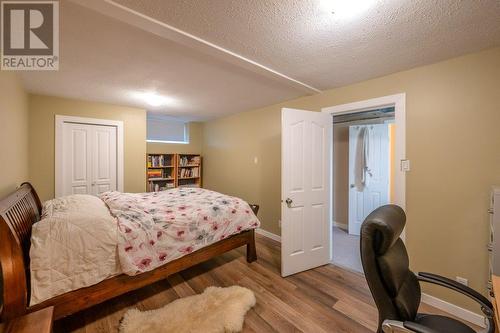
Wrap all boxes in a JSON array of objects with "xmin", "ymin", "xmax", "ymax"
[{"xmin": 100, "ymin": 188, "xmax": 260, "ymax": 276}]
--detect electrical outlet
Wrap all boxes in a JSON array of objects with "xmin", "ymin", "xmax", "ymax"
[{"xmin": 456, "ymin": 276, "xmax": 468, "ymax": 286}]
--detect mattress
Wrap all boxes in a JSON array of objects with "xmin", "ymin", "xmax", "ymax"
[{"xmin": 29, "ymin": 188, "xmax": 260, "ymax": 305}]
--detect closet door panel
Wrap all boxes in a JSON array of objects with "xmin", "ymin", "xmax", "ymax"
[
  {"xmin": 62, "ymin": 123, "xmax": 92, "ymax": 196},
  {"xmin": 91, "ymin": 125, "xmax": 117, "ymax": 195}
]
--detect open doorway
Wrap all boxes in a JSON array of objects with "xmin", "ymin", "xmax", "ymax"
[
  {"xmin": 321, "ymin": 93, "xmax": 406, "ymax": 274},
  {"xmin": 331, "ymin": 108, "xmax": 395, "ymax": 272},
  {"xmin": 280, "ymin": 94, "xmax": 405, "ymax": 277}
]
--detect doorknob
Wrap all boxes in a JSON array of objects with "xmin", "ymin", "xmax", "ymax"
[{"xmin": 285, "ymin": 198, "xmax": 293, "ymax": 208}]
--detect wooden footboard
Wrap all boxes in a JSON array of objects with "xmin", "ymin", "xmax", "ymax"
[{"xmin": 0, "ymin": 183, "xmax": 258, "ymax": 321}]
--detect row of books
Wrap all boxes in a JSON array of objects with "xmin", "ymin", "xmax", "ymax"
[
  {"xmin": 148, "ymin": 155, "xmax": 172, "ymax": 167},
  {"xmin": 179, "ymin": 167, "xmax": 200, "ymax": 178},
  {"xmin": 178, "ymin": 183, "xmax": 200, "ymax": 188},
  {"xmin": 179, "ymin": 155, "xmax": 200, "ymax": 166},
  {"xmin": 147, "ymin": 169, "xmax": 172, "ymax": 179},
  {"xmin": 148, "ymin": 181, "xmax": 175, "ymax": 192}
]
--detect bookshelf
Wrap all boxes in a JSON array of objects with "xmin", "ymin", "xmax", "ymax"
[
  {"xmin": 146, "ymin": 153, "xmax": 202, "ymax": 192},
  {"xmin": 146, "ymin": 153, "xmax": 176, "ymax": 192},
  {"xmin": 177, "ymin": 154, "xmax": 202, "ymax": 189}
]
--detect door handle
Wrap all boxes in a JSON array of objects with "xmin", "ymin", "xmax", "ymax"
[{"xmin": 285, "ymin": 198, "xmax": 293, "ymax": 208}]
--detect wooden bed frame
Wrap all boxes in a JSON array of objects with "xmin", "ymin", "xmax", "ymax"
[{"xmin": 0, "ymin": 183, "xmax": 258, "ymax": 321}]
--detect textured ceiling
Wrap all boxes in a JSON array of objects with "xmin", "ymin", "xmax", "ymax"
[
  {"xmin": 20, "ymin": 1, "xmax": 304, "ymax": 120},
  {"xmin": 112, "ymin": 0, "xmax": 500, "ymax": 89},
  {"xmin": 21, "ymin": 0, "xmax": 500, "ymax": 120}
]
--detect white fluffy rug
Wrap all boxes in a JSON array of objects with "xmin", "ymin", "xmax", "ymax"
[{"xmin": 119, "ymin": 286, "xmax": 256, "ymax": 333}]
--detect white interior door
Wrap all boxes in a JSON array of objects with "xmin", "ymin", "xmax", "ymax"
[
  {"xmin": 281, "ymin": 108, "xmax": 332, "ymax": 277},
  {"xmin": 61, "ymin": 122, "xmax": 117, "ymax": 197},
  {"xmin": 91, "ymin": 125, "xmax": 117, "ymax": 195},
  {"xmin": 63, "ymin": 123, "xmax": 93, "ymax": 195},
  {"xmin": 348, "ymin": 124, "xmax": 390, "ymax": 235}
]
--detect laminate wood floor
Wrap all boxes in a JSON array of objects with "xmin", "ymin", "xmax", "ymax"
[{"xmin": 54, "ymin": 234, "xmax": 479, "ymax": 332}]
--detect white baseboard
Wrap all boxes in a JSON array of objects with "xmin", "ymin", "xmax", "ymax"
[
  {"xmin": 421, "ymin": 293, "xmax": 486, "ymax": 328},
  {"xmin": 333, "ymin": 221, "xmax": 347, "ymax": 230},
  {"xmin": 255, "ymin": 228, "xmax": 485, "ymax": 328},
  {"xmin": 255, "ymin": 228, "xmax": 281, "ymax": 242}
]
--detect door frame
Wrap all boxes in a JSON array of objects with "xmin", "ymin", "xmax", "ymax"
[
  {"xmin": 55, "ymin": 115, "xmax": 124, "ymax": 197},
  {"xmin": 322, "ymin": 93, "xmax": 406, "ymax": 241}
]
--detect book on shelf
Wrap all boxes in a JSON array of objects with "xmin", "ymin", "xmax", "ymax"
[
  {"xmin": 179, "ymin": 155, "xmax": 201, "ymax": 166},
  {"xmin": 159, "ymin": 183, "xmax": 175, "ymax": 191},
  {"xmin": 148, "ymin": 181, "xmax": 176, "ymax": 192},
  {"xmin": 147, "ymin": 169, "xmax": 164, "ymax": 178},
  {"xmin": 179, "ymin": 167, "xmax": 199, "ymax": 178},
  {"xmin": 179, "ymin": 183, "xmax": 200, "ymax": 188},
  {"xmin": 148, "ymin": 154, "xmax": 172, "ymax": 167},
  {"xmin": 148, "ymin": 182, "xmax": 158, "ymax": 192}
]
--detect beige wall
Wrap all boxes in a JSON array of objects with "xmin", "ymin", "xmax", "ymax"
[
  {"xmin": 147, "ymin": 122, "xmax": 203, "ymax": 154},
  {"xmin": 203, "ymin": 107, "xmax": 281, "ymax": 234},
  {"xmin": 0, "ymin": 72, "xmax": 29, "ymax": 198},
  {"xmin": 333, "ymin": 125, "xmax": 349, "ymax": 227},
  {"xmin": 203, "ymin": 47, "xmax": 500, "ymax": 311},
  {"xmin": 28, "ymin": 95, "xmax": 147, "ymax": 201}
]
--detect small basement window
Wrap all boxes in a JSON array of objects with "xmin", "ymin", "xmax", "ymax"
[{"xmin": 146, "ymin": 113, "xmax": 189, "ymax": 144}]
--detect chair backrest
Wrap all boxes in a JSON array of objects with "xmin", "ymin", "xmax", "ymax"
[{"xmin": 360, "ymin": 204, "xmax": 421, "ymax": 333}]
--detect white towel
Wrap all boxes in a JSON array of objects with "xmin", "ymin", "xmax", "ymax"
[{"xmin": 354, "ymin": 127, "xmax": 371, "ymax": 191}]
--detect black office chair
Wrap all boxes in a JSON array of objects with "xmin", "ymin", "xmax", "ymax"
[{"xmin": 360, "ymin": 204, "xmax": 495, "ymax": 333}]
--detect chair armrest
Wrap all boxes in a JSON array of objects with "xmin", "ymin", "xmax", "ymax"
[
  {"xmin": 381, "ymin": 319, "xmax": 439, "ymax": 333},
  {"xmin": 402, "ymin": 321, "xmax": 440, "ymax": 333},
  {"xmin": 418, "ymin": 272, "xmax": 493, "ymax": 317}
]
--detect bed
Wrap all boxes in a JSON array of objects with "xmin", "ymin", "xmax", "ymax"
[{"xmin": 0, "ymin": 183, "xmax": 259, "ymax": 321}]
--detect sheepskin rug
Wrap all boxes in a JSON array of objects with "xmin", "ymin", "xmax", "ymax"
[{"xmin": 119, "ymin": 286, "xmax": 256, "ymax": 333}]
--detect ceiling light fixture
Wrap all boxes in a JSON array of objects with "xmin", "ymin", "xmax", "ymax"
[
  {"xmin": 133, "ymin": 91, "xmax": 175, "ymax": 107},
  {"xmin": 320, "ymin": 0, "xmax": 374, "ymax": 18}
]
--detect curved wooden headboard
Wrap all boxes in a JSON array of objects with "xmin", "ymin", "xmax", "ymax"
[{"xmin": 0, "ymin": 182, "xmax": 42, "ymax": 321}]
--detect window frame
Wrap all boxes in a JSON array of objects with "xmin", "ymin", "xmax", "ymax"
[{"xmin": 146, "ymin": 114, "xmax": 190, "ymax": 144}]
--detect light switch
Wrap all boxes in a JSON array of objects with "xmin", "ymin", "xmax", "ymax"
[{"xmin": 401, "ymin": 159, "xmax": 410, "ymax": 172}]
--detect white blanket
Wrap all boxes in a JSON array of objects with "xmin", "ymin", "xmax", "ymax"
[{"xmin": 29, "ymin": 195, "xmax": 121, "ymax": 305}]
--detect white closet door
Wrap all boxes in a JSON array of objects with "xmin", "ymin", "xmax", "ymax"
[
  {"xmin": 62, "ymin": 123, "xmax": 93, "ymax": 195},
  {"xmin": 348, "ymin": 124, "xmax": 390, "ymax": 235},
  {"xmin": 61, "ymin": 122, "xmax": 117, "ymax": 197},
  {"xmin": 91, "ymin": 125, "xmax": 117, "ymax": 195}
]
